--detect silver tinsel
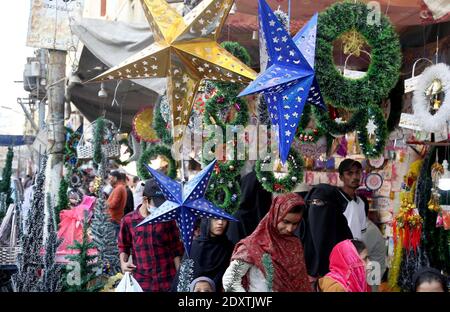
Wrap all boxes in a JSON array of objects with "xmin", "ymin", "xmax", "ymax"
[{"xmin": 177, "ymin": 258, "xmax": 195, "ymax": 292}]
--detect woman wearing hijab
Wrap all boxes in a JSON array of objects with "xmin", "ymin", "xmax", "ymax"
[
  {"xmin": 317, "ymin": 239, "xmax": 369, "ymax": 292},
  {"xmin": 171, "ymin": 218, "xmax": 234, "ymax": 292},
  {"xmin": 222, "ymin": 193, "xmax": 311, "ymax": 292}
]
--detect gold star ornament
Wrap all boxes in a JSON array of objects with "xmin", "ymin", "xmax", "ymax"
[{"xmin": 90, "ymin": 0, "xmax": 257, "ymax": 141}]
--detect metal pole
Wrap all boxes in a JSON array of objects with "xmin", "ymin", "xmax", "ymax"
[
  {"xmin": 43, "ymin": 49, "xmax": 66, "ymax": 241},
  {"xmin": 287, "ymin": 0, "xmax": 291, "ymax": 32}
]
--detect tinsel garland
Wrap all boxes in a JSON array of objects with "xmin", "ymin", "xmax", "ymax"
[
  {"xmin": 204, "ymin": 93, "xmax": 249, "ymax": 132},
  {"xmin": 312, "ymin": 105, "xmax": 361, "ymax": 135},
  {"xmin": 255, "ymin": 148, "xmax": 304, "ymax": 193},
  {"xmin": 137, "ymin": 145, "xmax": 177, "ymax": 180},
  {"xmin": 224, "ymin": 260, "xmax": 246, "ymax": 292},
  {"xmin": 93, "ymin": 117, "xmax": 105, "ymax": 165},
  {"xmin": 64, "ymin": 213, "xmax": 104, "ymax": 292},
  {"xmin": 316, "ymin": 0, "xmax": 402, "ymax": 110},
  {"xmin": 355, "ymin": 105, "xmax": 388, "ymax": 158},
  {"xmin": 153, "ymin": 97, "xmax": 173, "ymax": 145},
  {"xmin": 177, "ymin": 258, "xmax": 194, "ymax": 292},
  {"xmin": 206, "ymin": 176, "xmax": 241, "ymax": 214},
  {"xmin": 0, "ymin": 147, "xmax": 13, "ymax": 205},
  {"xmin": 388, "ymin": 235, "xmax": 403, "ymax": 291},
  {"xmin": 55, "ymin": 176, "xmax": 70, "ymax": 225},
  {"xmin": 262, "ymin": 253, "xmax": 274, "ymax": 292},
  {"xmin": 295, "ymin": 105, "xmax": 325, "ymax": 144},
  {"xmin": 64, "ymin": 126, "xmax": 81, "ymax": 168}
]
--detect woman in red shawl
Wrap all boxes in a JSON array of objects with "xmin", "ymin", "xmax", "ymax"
[
  {"xmin": 317, "ymin": 239, "xmax": 370, "ymax": 292},
  {"xmin": 222, "ymin": 193, "xmax": 311, "ymax": 292}
]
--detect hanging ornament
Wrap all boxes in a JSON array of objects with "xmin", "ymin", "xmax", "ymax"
[
  {"xmin": 90, "ymin": 0, "xmax": 257, "ymax": 142},
  {"xmin": 139, "ymin": 160, "xmax": 237, "ymax": 254},
  {"xmin": 239, "ymin": 1, "xmax": 327, "ymax": 163},
  {"xmin": 412, "ymin": 63, "xmax": 450, "ymax": 132},
  {"xmin": 393, "ymin": 198, "xmax": 423, "ymax": 253},
  {"xmin": 133, "ymin": 106, "xmax": 160, "ymax": 143}
]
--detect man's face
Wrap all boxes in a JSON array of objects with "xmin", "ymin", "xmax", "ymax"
[
  {"xmin": 277, "ymin": 212, "xmax": 302, "ymax": 236},
  {"xmin": 340, "ymin": 166, "xmax": 362, "ymax": 189},
  {"xmin": 108, "ymin": 175, "xmax": 117, "ymax": 187},
  {"xmin": 210, "ymin": 219, "xmax": 228, "ymax": 237},
  {"xmin": 193, "ymin": 281, "xmax": 213, "ymax": 292}
]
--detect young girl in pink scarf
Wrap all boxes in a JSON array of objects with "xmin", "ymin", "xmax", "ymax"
[{"xmin": 317, "ymin": 239, "xmax": 370, "ymax": 292}]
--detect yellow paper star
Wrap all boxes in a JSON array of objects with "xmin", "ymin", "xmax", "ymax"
[{"xmin": 90, "ymin": 0, "xmax": 257, "ymax": 141}]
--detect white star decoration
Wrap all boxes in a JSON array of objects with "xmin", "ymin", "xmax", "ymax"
[{"xmin": 366, "ymin": 118, "xmax": 378, "ymax": 136}]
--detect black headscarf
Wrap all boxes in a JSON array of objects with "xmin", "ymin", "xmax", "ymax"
[
  {"xmin": 226, "ymin": 170, "xmax": 272, "ymax": 244},
  {"xmin": 170, "ymin": 218, "xmax": 234, "ymax": 292}
]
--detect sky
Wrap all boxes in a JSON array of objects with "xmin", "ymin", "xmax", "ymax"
[{"xmin": 0, "ymin": 1, "xmax": 33, "ymax": 135}]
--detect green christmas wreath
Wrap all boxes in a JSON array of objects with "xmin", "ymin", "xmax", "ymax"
[
  {"xmin": 255, "ymin": 148, "xmax": 304, "ymax": 193},
  {"xmin": 153, "ymin": 99, "xmax": 173, "ymax": 145},
  {"xmin": 204, "ymin": 93, "xmax": 249, "ymax": 132},
  {"xmin": 356, "ymin": 105, "xmax": 388, "ymax": 158},
  {"xmin": 312, "ymin": 105, "xmax": 362, "ymax": 135},
  {"xmin": 295, "ymin": 105, "xmax": 325, "ymax": 143},
  {"xmin": 316, "ymin": 1, "xmax": 402, "ymax": 110},
  {"xmin": 206, "ymin": 176, "xmax": 241, "ymax": 214},
  {"xmin": 137, "ymin": 145, "xmax": 177, "ymax": 180}
]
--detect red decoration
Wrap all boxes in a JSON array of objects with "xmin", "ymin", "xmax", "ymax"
[
  {"xmin": 274, "ymin": 183, "xmax": 284, "ymax": 192},
  {"xmin": 217, "ymin": 96, "xmax": 225, "ymax": 104}
]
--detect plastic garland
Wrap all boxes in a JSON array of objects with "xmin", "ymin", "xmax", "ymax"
[
  {"xmin": 153, "ymin": 99, "xmax": 173, "ymax": 145},
  {"xmin": 93, "ymin": 117, "xmax": 105, "ymax": 165},
  {"xmin": 356, "ymin": 105, "xmax": 388, "ymax": 158},
  {"xmin": 255, "ymin": 148, "xmax": 304, "ymax": 193},
  {"xmin": 206, "ymin": 177, "xmax": 241, "ymax": 214},
  {"xmin": 312, "ymin": 105, "xmax": 361, "ymax": 135},
  {"xmin": 412, "ymin": 63, "xmax": 450, "ymax": 133},
  {"xmin": 64, "ymin": 127, "xmax": 81, "ymax": 168},
  {"xmin": 137, "ymin": 145, "xmax": 177, "ymax": 180},
  {"xmin": 295, "ymin": 105, "xmax": 325, "ymax": 143},
  {"xmin": 316, "ymin": 1, "xmax": 402, "ymax": 110},
  {"xmin": 204, "ymin": 93, "xmax": 249, "ymax": 131}
]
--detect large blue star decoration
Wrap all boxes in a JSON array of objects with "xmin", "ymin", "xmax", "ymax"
[
  {"xmin": 239, "ymin": 0, "xmax": 326, "ymax": 164},
  {"xmin": 138, "ymin": 159, "xmax": 237, "ymax": 255}
]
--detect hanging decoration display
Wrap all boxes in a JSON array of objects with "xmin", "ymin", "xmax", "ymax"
[
  {"xmin": 132, "ymin": 106, "xmax": 160, "ymax": 143},
  {"xmin": 137, "ymin": 145, "xmax": 177, "ymax": 180},
  {"xmin": 295, "ymin": 105, "xmax": 325, "ymax": 144},
  {"xmin": 412, "ymin": 63, "xmax": 450, "ymax": 133},
  {"xmin": 153, "ymin": 96, "xmax": 173, "ymax": 146},
  {"xmin": 393, "ymin": 198, "xmax": 423, "ymax": 253},
  {"xmin": 315, "ymin": 1, "xmax": 402, "ymax": 110},
  {"xmin": 64, "ymin": 126, "xmax": 82, "ymax": 168},
  {"xmin": 239, "ymin": 0, "xmax": 326, "ymax": 163},
  {"xmin": 138, "ymin": 160, "xmax": 237, "ymax": 254},
  {"xmin": 356, "ymin": 105, "xmax": 388, "ymax": 158},
  {"xmin": 428, "ymin": 161, "xmax": 444, "ymax": 213},
  {"xmin": 255, "ymin": 148, "xmax": 304, "ymax": 193},
  {"xmin": 90, "ymin": 0, "xmax": 256, "ymax": 142},
  {"xmin": 312, "ymin": 106, "xmax": 361, "ymax": 136},
  {"xmin": 206, "ymin": 176, "xmax": 241, "ymax": 214},
  {"xmin": 204, "ymin": 93, "xmax": 249, "ymax": 131}
]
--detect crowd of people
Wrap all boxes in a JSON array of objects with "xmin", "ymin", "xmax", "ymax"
[{"xmin": 12, "ymin": 158, "xmax": 449, "ymax": 293}]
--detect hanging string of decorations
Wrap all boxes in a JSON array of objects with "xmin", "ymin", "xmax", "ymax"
[
  {"xmin": 316, "ymin": 1, "xmax": 402, "ymax": 110},
  {"xmin": 356, "ymin": 105, "xmax": 388, "ymax": 158},
  {"xmin": 255, "ymin": 148, "xmax": 304, "ymax": 193},
  {"xmin": 295, "ymin": 105, "xmax": 325, "ymax": 144}
]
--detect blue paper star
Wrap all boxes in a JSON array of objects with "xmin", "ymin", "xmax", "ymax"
[
  {"xmin": 239, "ymin": 0, "xmax": 326, "ymax": 163},
  {"xmin": 137, "ymin": 160, "xmax": 237, "ymax": 255}
]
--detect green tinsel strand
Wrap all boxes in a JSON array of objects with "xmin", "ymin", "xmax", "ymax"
[
  {"xmin": 55, "ymin": 176, "xmax": 70, "ymax": 225},
  {"xmin": 262, "ymin": 253, "xmax": 274, "ymax": 292},
  {"xmin": 0, "ymin": 147, "xmax": 14, "ymax": 205},
  {"xmin": 224, "ymin": 260, "xmax": 246, "ymax": 292},
  {"xmin": 93, "ymin": 117, "xmax": 105, "ymax": 165},
  {"xmin": 153, "ymin": 97, "xmax": 173, "ymax": 145}
]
